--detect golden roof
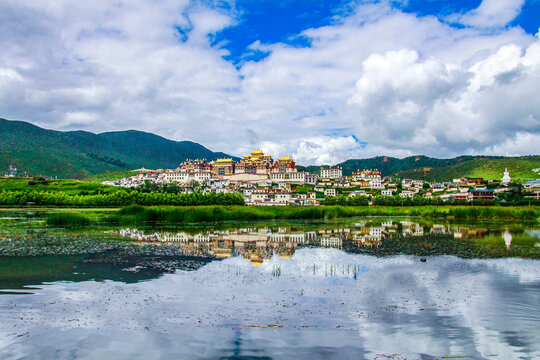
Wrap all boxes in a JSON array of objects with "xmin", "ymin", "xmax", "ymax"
[
  {"xmin": 251, "ymin": 150, "xmax": 263, "ymax": 154},
  {"xmin": 213, "ymin": 158, "xmax": 233, "ymax": 163},
  {"xmin": 279, "ymin": 156, "xmax": 292, "ymax": 161}
]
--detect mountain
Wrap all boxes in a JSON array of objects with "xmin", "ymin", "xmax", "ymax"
[
  {"xmin": 0, "ymin": 118, "xmax": 238, "ymax": 179},
  {"xmin": 2, "ymin": 118, "xmax": 538, "ymax": 181},
  {"xmin": 305, "ymin": 155, "xmax": 474, "ymax": 176},
  {"xmin": 395, "ymin": 156, "xmax": 540, "ymax": 182},
  {"xmin": 305, "ymin": 155, "xmax": 540, "ymax": 181}
]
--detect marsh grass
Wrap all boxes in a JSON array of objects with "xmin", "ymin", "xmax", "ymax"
[
  {"xmin": 109, "ymin": 205, "xmax": 539, "ymax": 224},
  {"xmin": 46, "ymin": 213, "xmax": 93, "ymax": 226}
]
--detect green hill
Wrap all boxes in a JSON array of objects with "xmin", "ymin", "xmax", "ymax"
[
  {"xmin": 395, "ymin": 156, "xmax": 540, "ymax": 181},
  {"xmin": 305, "ymin": 155, "xmax": 476, "ymax": 176},
  {"xmin": 0, "ymin": 118, "xmax": 238, "ymax": 179},
  {"xmin": 306, "ymin": 155, "xmax": 540, "ymax": 181}
]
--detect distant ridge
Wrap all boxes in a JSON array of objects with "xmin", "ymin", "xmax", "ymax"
[
  {"xmin": 1, "ymin": 118, "xmax": 538, "ymax": 181},
  {"xmin": 306, "ymin": 155, "xmax": 540, "ymax": 181},
  {"xmin": 0, "ymin": 118, "xmax": 239, "ymax": 179}
]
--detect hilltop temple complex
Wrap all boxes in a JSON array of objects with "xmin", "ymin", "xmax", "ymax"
[{"xmin": 205, "ymin": 150, "xmax": 317, "ymax": 184}]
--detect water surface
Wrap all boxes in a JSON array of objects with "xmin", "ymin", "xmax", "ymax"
[{"xmin": 0, "ymin": 210, "xmax": 539, "ymax": 359}]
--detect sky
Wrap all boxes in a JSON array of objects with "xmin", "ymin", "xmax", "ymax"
[{"xmin": 0, "ymin": 0, "xmax": 539, "ymax": 165}]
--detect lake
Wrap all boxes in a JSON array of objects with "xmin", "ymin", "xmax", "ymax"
[{"xmin": 0, "ymin": 209, "xmax": 539, "ymax": 359}]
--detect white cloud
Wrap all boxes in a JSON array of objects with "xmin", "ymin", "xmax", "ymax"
[
  {"xmin": 451, "ymin": 0, "xmax": 525, "ymax": 28},
  {"xmin": 0, "ymin": 0, "xmax": 537, "ymax": 164},
  {"xmin": 261, "ymin": 136, "xmax": 362, "ymax": 165},
  {"xmin": 482, "ymin": 132, "xmax": 540, "ymax": 156},
  {"xmin": 348, "ymin": 37, "xmax": 540, "ymax": 157}
]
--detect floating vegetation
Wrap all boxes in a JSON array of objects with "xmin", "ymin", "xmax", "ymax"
[{"xmin": 46, "ymin": 213, "xmax": 93, "ymax": 226}]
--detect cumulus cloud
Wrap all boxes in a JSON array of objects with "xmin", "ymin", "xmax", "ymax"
[
  {"xmin": 348, "ymin": 39, "xmax": 540, "ymax": 156},
  {"xmin": 261, "ymin": 136, "xmax": 362, "ymax": 165},
  {"xmin": 0, "ymin": 0, "xmax": 538, "ymax": 164}
]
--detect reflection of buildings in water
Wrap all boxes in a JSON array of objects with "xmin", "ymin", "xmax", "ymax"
[
  {"xmin": 401, "ymin": 221, "xmax": 424, "ymax": 236},
  {"xmin": 317, "ymin": 228, "xmax": 353, "ymax": 249},
  {"xmin": 430, "ymin": 225, "xmax": 446, "ymax": 234},
  {"xmin": 352, "ymin": 227, "xmax": 385, "ymax": 247},
  {"xmin": 116, "ymin": 221, "xmax": 526, "ymax": 264},
  {"xmin": 451, "ymin": 227, "xmax": 488, "ymax": 240},
  {"xmin": 320, "ymin": 237, "xmax": 342, "ymax": 249},
  {"xmin": 116, "ymin": 228, "xmax": 319, "ymax": 266}
]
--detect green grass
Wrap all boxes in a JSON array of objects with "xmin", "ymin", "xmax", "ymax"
[
  {"xmin": 109, "ymin": 205, "xmax": 540, "ymax": 224},
  {"xmin": 0, "ymin": 178, "xmax": 122, "ymax": 196},
  {"xmin": 84, "ymin": 170, "xmax": 138, "ymax": 183}
]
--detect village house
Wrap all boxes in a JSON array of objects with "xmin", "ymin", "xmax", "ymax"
[
  {"xmin": 524, "ymin": 179, "xmax": 540, "ymax": 190},
  {"xmin": 369, "ymin": 178, "xmax": 384, "ymax": 189},
  {"xmin": 399, "ymin": 191, "xmax": 415, "ymax": 198},
  {"xmin": 525, "ymin": 190, "xmax": 540, "ymax": 199},
  {"xmin": 324, "ymin": 188, "xmax": 337, "ymax": 197},
  {"xmin": 270, "ymin": 171, "xmax": 316, "ymax": 184},
  {"xmin": 450, "ymin": 192, "xmax": 469, "ymax": 201},
  {"xmin": 469, "ymin": 189, "xmax": 494, "ymax": 201},
  {"xmin": 402, "ymin": 179, "xmax": 413, "ymax": 188},
  {"xmin": 349, "ymin": 190, "xmax": 368, "ymax": 197}
]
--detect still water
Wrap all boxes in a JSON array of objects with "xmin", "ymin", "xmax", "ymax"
[{"xmin": 0, "ymin": 211, "xmax": 539, "ymax": 359}]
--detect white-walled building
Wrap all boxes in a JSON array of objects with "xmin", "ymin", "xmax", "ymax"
[
  {"xmin": 369, "ymin": 178, "xmax": 384, "ymax": 189},
  {"xmin": 320, "ymin": 167, "xmax": 342, "ymax": 179},
  {"xmin": 399, "ymin": 191, "xmax": 415, "ymax": 198},
  {"xmin": 161, "ymin": 170, "xmax": 211, "ymax": 184},
  {"xmin": 269, "ymin": 171, "xmax": 318, "ymax": 185},
  {"xmin": 324, "ymin": 188, "xmax": 337, "ymax": 197},
  {"xmin": 349, "ymin": 190, "xmax": 367, "ymax": 197}
]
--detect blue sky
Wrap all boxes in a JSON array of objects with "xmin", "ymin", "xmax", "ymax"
[
  {"xmin": 0, "ymin": 0, "xmax": 539, "ymax": 164},
  {"xmin": 210, "ymin": 0, "xmax": 539, "ymax": 65}
]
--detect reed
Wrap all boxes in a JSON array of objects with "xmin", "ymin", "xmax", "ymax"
[
  {"xmin": 46, "ymin": 213, "xmax": 93, "ymax": 226},
  {"xmin": 108, "ymin": 205, "xmax": 539, "ymax": 224}
]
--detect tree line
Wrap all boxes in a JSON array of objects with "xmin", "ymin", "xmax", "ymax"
[{"xmin": 0, "ymin": 190, "xmax": 245, "ymax": 206}]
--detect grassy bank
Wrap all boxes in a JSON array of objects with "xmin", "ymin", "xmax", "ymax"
[
  {"xmin": 0, "ymin": 178, "xmax": 119, "ymax": 195},
  {"xmin": 107, "ymin": 205, "xmax": 540, "ymax": 223}
]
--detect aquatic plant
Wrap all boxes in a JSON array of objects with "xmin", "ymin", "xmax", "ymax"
[
  {"xmin": 108, "ymin": 205, "xmax": 539, "ymax": 224},
  {"xmin": 46, "ymin": 213, "xmax": 93, "ymax": 226}
]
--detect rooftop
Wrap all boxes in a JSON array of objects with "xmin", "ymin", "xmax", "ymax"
[{"xmin": 213, "ymin": 158, "xmax": 234, "ymax": 163}]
